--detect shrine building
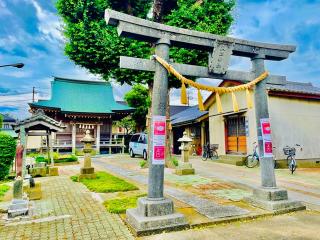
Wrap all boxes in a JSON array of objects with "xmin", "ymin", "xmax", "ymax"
[
  {"xmin": 29, "ymin": 77, "xmax": 133, "ymax": 154},
  {"xmin": 204, "ymin": 79, "xmax": 320, "ymax": 167}
]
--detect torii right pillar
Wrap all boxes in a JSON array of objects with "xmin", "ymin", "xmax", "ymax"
[{"xmin": 246, "ymin": 54, "xmax": 305, "ymax": 211}]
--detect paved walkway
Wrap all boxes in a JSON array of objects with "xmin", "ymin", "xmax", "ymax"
[
  {"xmin": 0, "ymin": 176, "xmax": 133, "ymax": 240},
  {"xmin": 141, "ymin": 210, "xmax": 320, "ymax": 240},
  {"xmin": 189, "ymin": 158, "xmax": 320, "ymax": 210}
]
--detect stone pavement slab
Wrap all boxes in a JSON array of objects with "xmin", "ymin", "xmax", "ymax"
[
  {"xmin": 93, "ymin": 158, "xmax": 251, "ymax": 220},
  {"xmin": 140, "ymin": 210, "xmax": 320, "ymax": 240},
  {"xmin": 165, "ymin": 188, "xmax": 249, "ymax": 219},
  {"xmin": 0, "ymin": 176, "xmax": 133, "ymax": 240}
]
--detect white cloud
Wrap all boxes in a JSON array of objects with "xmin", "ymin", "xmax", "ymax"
[
  {"xmin": 29, "ymin": 0, "xmax": 64, "ymax": 42},
  {"xmin": 0, "ymin": 0, "xmax": 12, "ymax": 16}
]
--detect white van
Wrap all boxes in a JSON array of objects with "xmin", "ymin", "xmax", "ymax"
[{"xmin": 129, "ymin": 133, "xmax": 148, "ymax": 160}]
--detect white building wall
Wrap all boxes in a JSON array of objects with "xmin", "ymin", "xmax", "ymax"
[{"xmin": 268, "ymin": 96, "xmax": 320, "ymax": 160}]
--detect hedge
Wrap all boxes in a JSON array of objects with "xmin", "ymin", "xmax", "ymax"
[
  {"xmin": 35, "ymin": 153, "xmax": 78, "ymax": 164},
  {"xmin": 0, "ymin": 132, "xmax": 16, "ymax": 180}
]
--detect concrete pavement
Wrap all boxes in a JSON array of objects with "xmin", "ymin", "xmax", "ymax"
[
  {"xmin": 188, "ymin": 158, "xmax": 320, "ymax": 210},
  {"xmin": 140, "ymin": 210, "xmax": 320, "ymax": 240}
]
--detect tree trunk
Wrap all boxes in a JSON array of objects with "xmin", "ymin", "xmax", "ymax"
[
  {"xmin": 165, "ymin": 92, "xmax": 175, "ymax": 168},
  {"xmin": 153, "ymin": 0, "xmax": 178, "ymax": 23}
]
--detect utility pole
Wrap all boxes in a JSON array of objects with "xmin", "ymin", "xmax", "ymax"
[{"xmin": 32, "ymin": 87, "xmax": 36, "ymax": 102}]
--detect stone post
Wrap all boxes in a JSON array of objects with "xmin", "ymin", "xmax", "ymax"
[
  {"xmin": 148, "ymin": 38, "xmax": 170, "ymax": 199},
  {"xmin": 245, "ymin": 55, "xmax": 305, "ymax": 211},
  {"xmin": 96, "ymin": 124, "xmax": 101, "ymax": 154},
  {"xmin": 13, "ymin": 177, "xmax": 23, "ymax": 199},
  {"xmin": 126, "ymin": 38, "xmax": 187, "ymax": 234},
  {"xmin": 175, "ymin": 131, "xmax": 195, "ymax": 175},
  {"xmin": 8, "ymin": 176, "xmax": 29, "ymax": 218},
  {"xmin": 72, "ymin": 124, "xmax": 76, "ymax": 154},
  {"xmin": 79, "ymin": 130, "xmax": 96, "ymax": 180},
  {"xmin": 19, "ymin": 126, "xmax": 27, "ymax": 178},
  {"xmin": 200, "ymin": 122, "xmax": 206, "ymax": 150},
  {"xmin": 48, "ymin": 132, "xmax": 59, "ymax": 176},
  {"xmin": 252, "ymin": 56, "xmax": 277, "ymax": 188}
]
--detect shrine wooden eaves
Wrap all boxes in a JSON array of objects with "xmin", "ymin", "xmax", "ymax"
[{"xmin": 105, "ymin": 9, "xmax": 296, "ymax": 84}]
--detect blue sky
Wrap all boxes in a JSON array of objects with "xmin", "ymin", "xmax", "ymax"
[{"xmin": 0, "ymin": 0, "xmax": 319, "ymax": 119}]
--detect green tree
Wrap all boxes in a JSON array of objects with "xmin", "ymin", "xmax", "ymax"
[
  {"xmin": 0, "ymin": 133, "xmax": 16, "ymax": 180},
  {"xmin": 56, "ymin": 0, "xmax": 235, "ymax": 164},
  {"xmin": 56, "ymin": 0, "xmax": 154, "ymax": 85},
  {"xmin": 114, "ymin": 116, "xmax": 136, "ymax": 135},
  {"xmin": 0, "ymin": 114, "xmax": 3, "ymax": 129},
  {"xmin": 124, "ymin": 84, "xmax": 150, "ymax": 131},
  {"xmin": 56, "ymin": 0, "xmax": 235, "ymax": 86}
]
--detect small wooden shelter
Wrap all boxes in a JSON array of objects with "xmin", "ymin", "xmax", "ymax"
[{"xmin": 14, "ymin": 109, "xmax": 65, "ymax": 175}]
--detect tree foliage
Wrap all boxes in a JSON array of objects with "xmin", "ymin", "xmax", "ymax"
[
  {"xmin": 114, "ymin": 116, "xmax": 136, "ymax": 135},
  {"xmin": 165, "ymin": 0, "xmax": 236, "ymax": 68},
  {"xmin": 56, "ymin": 0, "xmax": 235, "ymax": 87},
  {"xmin": 0, "ymin": 133, "xmax": 16, "ymax": 180},
  {"xmin": 0, "ymin": 114, "xmax": 3, "ymax": 129},
  {"xmin": 124, "ymin": 84, "xmax": 150, "ymax": 131}
]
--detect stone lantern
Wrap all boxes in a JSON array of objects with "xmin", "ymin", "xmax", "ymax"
[
  {"xmin": 175, "ymin": 131, "xmax": 195, "ymax": 175},
  {"xmin": 79, "ymin": 130, "xmax": 96, "ymax": 180}
]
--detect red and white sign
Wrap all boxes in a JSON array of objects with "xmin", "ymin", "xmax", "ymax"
[
  {"xmin": 152, "ymin": 116, "xmax": 166, "ymax": 165},
  {"xmin": 260, "ymin": 118, "xmax": 273, "ymax": 157},
  {"xmin": 263, "ymin": 141, "xmax": 273, "ymax": 157},
  {"xmin": 154, "ymin": 121, "xmax": 166, "ymax": 136}
]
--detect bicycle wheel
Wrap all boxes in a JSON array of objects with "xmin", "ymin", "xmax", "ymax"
[
  {"xmin": 274, "ymin": 160, "xmax": 278, "ymax": 169},
  {"xmin": 212, "ymin": 150, "xmax": 219, "ymax": 160},
  {"xmin": 289, "ymin": 160, "xmax": 297, "ymax": 174},
  {"xmin": 202, "ymin": 152, "xmax": 208, "ymax": 161},
  {"xmin": 286, "ymin": 156, "xmax": 291, "ymax": 166},
  {"xmin": 245, "ymin": 154, "xmax": 259, "ymax": 168}
]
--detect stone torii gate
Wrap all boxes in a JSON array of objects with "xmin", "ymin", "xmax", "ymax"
[{"xmin": 105, "ymin": 9, "xmax": 304, "ymax": 234}]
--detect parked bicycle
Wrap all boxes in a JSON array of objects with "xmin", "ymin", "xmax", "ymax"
[
  {"xmin": 283, "ymin": 144, "xmax": 301, "ymax": 174},
  {"xmin": 202, "ymin": 143, "xmax": 219, "ymax": 161},
  {"xmin": 245, "ymin": 142, "xmax": 277, "ymax": 168}
]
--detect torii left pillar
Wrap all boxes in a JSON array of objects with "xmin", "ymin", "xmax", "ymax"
[{"xmin": 126, "ymin": 39, "xmax": 187, "ymax": 234}]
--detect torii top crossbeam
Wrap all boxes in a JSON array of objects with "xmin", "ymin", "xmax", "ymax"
[{"xmin": 105, "ymin": 9, "xmax": 295, "ymax": 61}]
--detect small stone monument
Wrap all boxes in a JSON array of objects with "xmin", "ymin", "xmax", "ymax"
[
  {"xmin": 23, "ymin": 177, "xmax": 42, "ymax": 200},
  {"xmin": 175, "ymin": 132, "xmax": 195, "ymax": 175},
  {"xmin": 79, "ymin": 130, "xmax": 96, "ymax": 180},
  {"xmin": 8, "ymin": 176, "xmax": 29, "ymax": 218},
  {"xmin": 15, "ymin": 145, "xmax": 24, "ymax": 177}
]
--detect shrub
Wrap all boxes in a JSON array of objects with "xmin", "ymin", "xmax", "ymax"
[
  {"xmin": 0, "ymin": 133, "xmax": 16, "ymax": 180},
  {"xmin": 35, "ymin": 153, "xmax": 78, "ymax": 164},
  {"xmin": 35, "ymin": 155, "xmax": 47, "ymax": 163}
]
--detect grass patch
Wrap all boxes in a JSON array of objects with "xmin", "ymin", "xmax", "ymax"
[
  {"xmin": 72, "ymin": 171, "xmax": 138, "ymax": 193},
  {"xmin": 104, "ymin": 194, "xmax": 146, "ymax": 213},
  {"xmin": 0, "ymin": 184, "xmax": 10, "ymax": 202},
  {"xmin": 70, "ymin": 175, "xmax": 78, "ymax": 182}
]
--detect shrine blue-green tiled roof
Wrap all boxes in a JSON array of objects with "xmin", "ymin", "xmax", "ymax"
[{"xmin": 30, "ymin": 77, "xmax": 133, "ymax": 114}]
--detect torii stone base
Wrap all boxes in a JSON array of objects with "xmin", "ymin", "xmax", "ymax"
[
  {"xmin": 126, "ymin": 197, "xmax": 188, "ymax": 236},
  {"xmin": 245, "ymin": 187, "xmax": 306, "ymax": 212}
]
